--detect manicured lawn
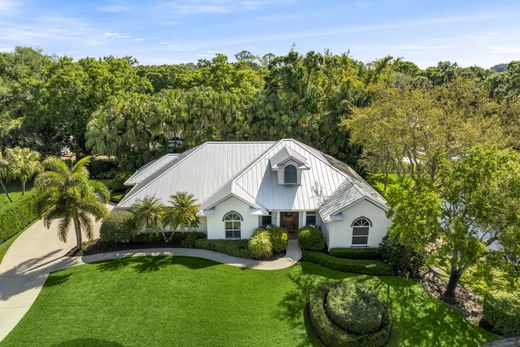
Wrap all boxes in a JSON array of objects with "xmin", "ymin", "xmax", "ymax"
[
  {"xmin": 0, "ymin": 182, "xmax": 36, "ymax": 210},
  {"xmin": 2, "ymin": 258, "xmax": 497, "ymax": 347}
]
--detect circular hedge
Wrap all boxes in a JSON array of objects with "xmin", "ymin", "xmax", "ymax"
[
  {"xmin": 483, "ymin": 291, "xmax": 520, "ymax": 336},
  {"xmin": 309, "ymin": 283, "xmax": 391, "ymax": 347}
]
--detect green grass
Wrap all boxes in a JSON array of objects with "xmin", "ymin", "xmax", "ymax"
[
  {"xmin": 109, "ymin": 192, "xmax": 125, "ymax": 203},
  {"xmin": 0, "ymin": 182, "xmax": 36, "ymax": 211},
  {"xmin": 1, "ymin": 258, "xmax": 497, "ymax": 347}
]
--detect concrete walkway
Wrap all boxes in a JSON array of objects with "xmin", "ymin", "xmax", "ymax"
[{"xmin": 0, "ymin": 209, "xmax": 301, "ymax": 342}]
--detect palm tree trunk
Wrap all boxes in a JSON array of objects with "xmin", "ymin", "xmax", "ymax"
[
  {"xmin": 0, "ymin": 180, "xmax": 12, "ymax": 202},
  {"xmin": 21, "ymin": 180, "xmax": 26, "ymax": 196},
  {"xmin": 73, "ymin": 214, "xmax": 83, "ymax": 251}
]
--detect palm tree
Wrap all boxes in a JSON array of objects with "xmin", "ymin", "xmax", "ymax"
[
  {"xmin": 131, "ymin": 196, "xmax": 167, "ymax": 241},
  {"xmin": 164, "ymin": 192, "xmax": 200, "ymax": 240},
  {"xmin": 36, "ymin": 156, "xmax": 109, "ymax": 251},
  {"xmin": 6, "ymin": 147, "xmax": 42, "ymax": 195},
  {"xmin": 0, "ymin": 151, "xmax": 13, "ymax": 202}
]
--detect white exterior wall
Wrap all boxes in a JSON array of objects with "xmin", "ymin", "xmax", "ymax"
[
  {"xmin": 326, "ymin": 199, "xmax": 390, "ymax": 249},
  {"xmin": 206, "ymin": 197, "xmax": 258, "ymax": 239}
]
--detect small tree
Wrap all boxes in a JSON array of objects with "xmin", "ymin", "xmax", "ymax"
[
  {"xmin": 131, "ymin": 196, "xmax": 167, "ymax": 241},
  {"xmin": 387, "ymin": 146, "xmax": 520, "ymax": 302},
  {"xmin": 7, "ymin": 147, "xmax": 42, "ymax": 195},
  {"xmin": 36, "ymin": 156, "xmax": 109, "ymax": 251},
  {"xmin": 164, "ymin": 192, "xmax": 200, "ymax": 239},
  {"xmin": 0, "ymin": 150, "xmax": 13, "ymax": 202}
]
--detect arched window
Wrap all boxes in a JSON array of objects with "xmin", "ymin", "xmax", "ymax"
[
  {"xmin": 351, "ymin": 217, "xmax": 372, "ymax": 245},
  {"xmin": 284, "ymin": 165, "xmax": 297, "ymax": 184},
  {"xmin": 223, "ymin": 211, "xmax": 242, "ymax": 239}
]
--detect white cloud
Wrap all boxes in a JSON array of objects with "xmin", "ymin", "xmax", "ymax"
[{"xmin": 0, "ymin": 0, "xmax": 17, "ymax": 12}]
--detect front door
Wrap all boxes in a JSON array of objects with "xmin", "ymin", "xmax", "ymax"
[{"xmin": 280, "ymin": 212, "xmax": 299, "ymax": 239}]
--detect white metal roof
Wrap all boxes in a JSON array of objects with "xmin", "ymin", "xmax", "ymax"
[
  {"xmin": 124, "ymin": 154, "xmax": 180, "ymax": 186},
  {"xmin": 118, "ymin": 139, "xmax": 387, "ymax": 218},
  {"xmin": 118, "ymin": 142, "xmax": 274, "ymax": 208}
]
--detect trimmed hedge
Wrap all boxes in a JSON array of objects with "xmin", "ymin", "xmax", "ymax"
[
  {"xmin": 326, "ymin": 284, "xmax": 384, "ymax": 334},
  {"xmin": 193, "ymin": 239, "xmax": 253, "ymax": 259},
  {"xmin": 303, "ymin": 251, "xmax": 393, "ymax": 276},
  {"xmin": 99, "ymin": 211, "xmax": 137, "ymax": 243},
  {"xmin": 133, "ymin": 231, "xmax": 206, "ymax": 246},
  {"xmin": 0, "ymin": 193, "xmax": 39, "ymax": 244},
  {"xmin": 329, "ymin": 247, "xmax": 381, "ymax": 260},
  {"xmin": 483, "ymin": 291, "xmax": 520, "ymax": 336},
  {"xmin": 309, "ymin": 283, "xmax": 391, "ymax": 347},
  {"xmin": 298, "ymin": 226, "xmax": 325, "ymax": 250}
]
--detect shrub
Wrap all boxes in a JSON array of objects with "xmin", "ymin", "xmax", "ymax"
[
  {"xmin": 193, "ymin": 239, "xmax": 253, "ymax": 259},
  {"xmin": 483, "ymin": 291, "xmax": 520, "ymax": 335},
  {"xmin": 329, "ymin": 247, "xmax": 380, "ymax": 260},
  {"xmin": 0, "ymin": 193, "xmax": 39, "ymax": 243},
  {"xmin": 326, "ymin": 284, "xmax": 384, "ymax": 334},
  {"xmin": 176, "ymin": 232, "xmax": 206, "ymax": 248},
  {"xmin": 99, "ymin": 211, "xmax": 137, "ymax": 243},
  {"xmin": 298, "ymin": 226, "xmax": 325, "ymax": 250},
  {"xmin": 248, "ymin": 231, "xmax": 273, "ymax": 259},
  {"xmin": 302, "ymin": 251, "xmax": 392, "ymax": 276},
  {"xmin": 266, "ymin": 226, "xmax": 288, "ymax": 253},
  {"xmin": 379, "ymin": 235, "xmax": 424, "ymax": 277},
  {"xmin": 253, "ymin": 226, "xmax": 288, "ymax": 253},
  {"xmin": 309, "ymin": 283, "xmax": 391, "ymax": 347}
]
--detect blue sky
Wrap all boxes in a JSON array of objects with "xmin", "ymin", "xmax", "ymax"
[{"xmin": 1, "ymin": 0, "xmax": 519, "ymax": 67}]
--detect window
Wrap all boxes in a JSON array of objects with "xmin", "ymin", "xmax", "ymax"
[
  {"xmin": 306, "ymin": 212, "xmax": 317, "ymax": 226},
  {"xmin": 284, "ymin": 165, "xmax": 297, "ymax": 184},
  {"xmin": 223, "ymin": 211, "xmax": 242, "ymax": 239},
  {"xmin": 351, "ymin": 217, "xmax": 371, "ymax": 245},
  {"xmin": 260, "ymin": 214, "xmax": 272, "ymax": 227}
]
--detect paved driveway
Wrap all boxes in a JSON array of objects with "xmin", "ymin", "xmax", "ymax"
[{"xmin": 0, "ymin": 205, "xmax": 113, "ymax": 341}]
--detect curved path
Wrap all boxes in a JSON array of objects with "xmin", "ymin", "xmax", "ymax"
[{"xmin": 0, "ymin": 207, "xmax": 301, "ymax": 342}]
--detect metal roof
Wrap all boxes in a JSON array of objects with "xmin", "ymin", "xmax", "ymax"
[
  {"xmin": 117, "ymin": 142, "xmax": 274, "ymax": 208},
  {"xmin": 124, "ymin": 154, "xmax": 180, "ymax": 186},
  {"xmin": 118, "ymin": 139, "xmax": 387, "ymax": 217}
]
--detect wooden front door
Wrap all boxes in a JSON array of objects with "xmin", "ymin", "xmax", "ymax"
[{"xmin": 280, "ymin": 212, "xmax": 299, "ymax": 238}]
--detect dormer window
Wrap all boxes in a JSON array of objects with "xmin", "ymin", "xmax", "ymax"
[
  {"xmin": 284, "ymin": 165, "xmax": 297, "ymax": 184},
  {"xmin": 269, "ymin": 146, "xmax": 310, "ymax": 186}
]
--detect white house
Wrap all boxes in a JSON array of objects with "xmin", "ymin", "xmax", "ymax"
[{"xmin": 117, "ymin": 139, "xmax": 390, "ymax": 249}]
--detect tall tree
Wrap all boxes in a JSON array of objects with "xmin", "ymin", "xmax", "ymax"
[
  {"xmin": 6, "ymin": 146, "xmax": 42, "ymax": 195},
  {"xmin": 35, "ymin": 156, "xmax": 109, "ymax": 250},
  {"xmin": 387, "ymin": 147, "xmax": 520, "ymax": 302}
]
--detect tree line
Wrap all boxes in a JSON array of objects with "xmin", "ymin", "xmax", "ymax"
[{"xmin": 3, "ymin": 47, "xmax": 519, "ymax": 171}]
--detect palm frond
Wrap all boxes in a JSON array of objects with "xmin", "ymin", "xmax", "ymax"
[
  {"xmin": 57, "ymin": 217, "xmax": 72, "ymax": 242},
  {"xmin": 72, "ymin": 156, "xmax": 92, "ymax": 176},
  {"xmin": 78, "ymin": 211, "xmax": 94, "ymax": 241},
  {"xmin": 89, "ymin": 179, "xmax": 110, "ymax": 203},
  {"xmin": 42, "ymin": 157, "xmax": 69, "ymax": 176}
]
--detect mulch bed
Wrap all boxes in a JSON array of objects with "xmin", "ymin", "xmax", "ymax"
[{"xmin": 420, "ymin": 267, "xmax": 484, "ymax": 325}]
